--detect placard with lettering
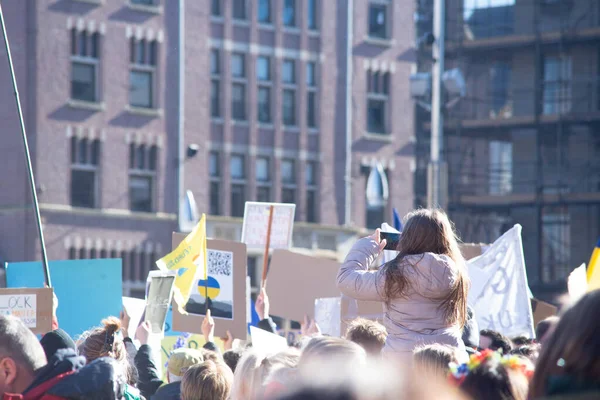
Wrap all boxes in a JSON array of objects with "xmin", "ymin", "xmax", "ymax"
[
  {"xmin": 0, "ymin": 288, "xmax": 53, "ymax": 334},
  {"xmin": 241, "ymin": 202, "xmax": 296, "ymax": 250},
  {"xmin": 0, "ymin": 294, "xmax": 37, "ymax": 327}
]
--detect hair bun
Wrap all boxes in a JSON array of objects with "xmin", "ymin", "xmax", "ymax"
[{"xmin": 101, "ymin": 316, "xmax": 122, "ymax": 335}]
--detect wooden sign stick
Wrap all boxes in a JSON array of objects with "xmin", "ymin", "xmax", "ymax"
[{"xmin": 261, "ymin": 205, "xmax": 275, "ymax": 288}]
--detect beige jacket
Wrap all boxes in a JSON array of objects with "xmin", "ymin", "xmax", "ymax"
[{"xmin": 337, "ymin": 237, "xmax": 465, "ymax": 355}]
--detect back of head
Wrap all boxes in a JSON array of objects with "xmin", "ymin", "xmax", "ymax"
[
  {"xmin": 167, "ymin": 348, "xmax": 205, "ymax": 382},
  {"xmin": 201, "ymin": 348, "xmax": 224, "ymax": 364},
  {"xmin": 223, "ymin": 349, "xmax": 244, "ymax": 373},
  {"xmin": 456, "ymin": 352, "xmax": 531, "ymax": 400},
  {"xmin": 77, "ymin": 316, "xmax": 134, "ymax": 384},
  {"xmin": 479, "ymin": 329, "xmax": 512, "ymax": 354},
  {"xmin": 40, "ymin": 329, "xmax": 76, "ymax": 361},
  {"xmin": 345, "ymin": 318, "xmax": 387, "ymax": 357},
  {"xmin": 0, "ymin": 315, "xmax": 47, "ymax": 393},
  {"xmin": 511, "ymin": 336, "xmax": 533, "ymax": 347},
  {"xmin": 530, "ymin": 290, "xmax": 600, "ymax": 398},
  {"xmin": 299, "ymin": 337, "xmax": 366, "ymax": 369},
  {"xmin": 383, "ymin": 209, "xmax": 469, "ymax": 327},
  {"xmin": 181, "ymin": 360, "xmax": 233, "ymax": 400},
  {"xmin": 413, "ymin": 344, "xmax": 458, "ymax": 379},
  {"xmin": 535, "ymin": 316, "xmax": 559, "ymax": 343},
  {"xmin": 509, "ymin": 344, "xmax": 540, "ymax": 363}
]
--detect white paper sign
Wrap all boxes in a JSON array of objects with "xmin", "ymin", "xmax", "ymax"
[
  {"xmin": 314, "ymin": 297, "xmax": 341, "ymax": 337},
  {"xmin": 122, "ymin": 296, "xmax": 146, "ymax": 335},
  {"xmin": 568, "ymin": 263, "xmax": 588, "ymax": 301},
  {"xmin": 241, "ymin": 202, "xmax": 296, "ymax": 249},
  {"xmin": 468, "ymin": 225, "xmax": 535, "ymax": 338},
  {"xmin": 0, "ymin": 294, "xmax": 37, "ymax": 328},
  {"xmin": 250, "ymin": 326, "xmax": 288, "ymax": 354}
]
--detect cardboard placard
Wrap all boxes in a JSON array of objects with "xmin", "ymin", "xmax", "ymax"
[
  {"xmin": 268, "ymin": 250, "xmax": 341, "ymax": 322},
  {"xmin": 171, "ymin": 236, "xmax": 247, "ymax": 338},
  {"xmin": 0, "ymin": 288, "xmax": 53, "ymax": 334},
  {"xmin": 460, "ymin": 243, "xmax": 489, "ymax": 261},
  {"xmin": 531, "ymin": 298, "xmax": 558, "ymax": 328},
  {"xmin": 146, "ymin": 271, "xmax": 176, "ymax": 336},
  {"xmin": 241, "ymin": 202, "xmax": 296, "ymax": 250}
]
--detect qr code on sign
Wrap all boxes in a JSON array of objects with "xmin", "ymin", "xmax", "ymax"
[{"xmin": 208, "ymin": 250, "xmax": 233, "ymax": 276}]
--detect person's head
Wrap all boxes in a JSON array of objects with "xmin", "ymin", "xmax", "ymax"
[
  {"xmin": 299, "ymin": 337, "xmax": 366, "ymax": 369},
  {"xmin": 181, "ymin": 360, "xmax": 233, "ymax": 400},
  {"xmin": 461, "ymin": 306, "xmax": 479, "ymax": 349},
  {"xmin": 509, "ymin": 344, "xmax": 540, "ymax": 364},
  {"xmin": 530, "ymin": 290, "xmax": 600, "ymax": 397},
  {"xmin": 344, "ymin": 318, "xmax": 387, "ymax": 357},
  {"xmin": 40, "ymin": 329, "xmax": 77, "ymax": 361},
  {"xmin": 479, "ymin": 329, "xmax": 512, "ymax": 354},
  {"xmin": 77, "ymin": 316, "xmax": 135, "ymax": 384},
  {"xmin": 511, "ymin": 336, "xmax": 533, "ymax": 347},
  {"xmin": 231, "ymin": 348, "xmax": 300, "ymax": 400},
  {"xmin": 0, "ymin": 316, "xmax": 47, "ymax": 394},
  {"xmin": 451, "ymin": 350, "xmax": 533, "ymax": 400},
  {"xmin": 383, "ymin": 209, "xmax": 469, "ymax": 327},
  {"xmin": 535, "ymin": 316, "xmax": 559, "ymax": 344},
  {"xmin": 201, "ymin": 348, "xmax": 224, "ymax": 364},
  {"xmin": 413, "ymin": 344, "xmax": 460, "ymax": 379},
  {"xmin": 223, "ymin": 349, "xmax": 244, "ymax": 373},
  {"xmin": 167, "ymin": 348, "xmax": 205, "ymax": 383}
]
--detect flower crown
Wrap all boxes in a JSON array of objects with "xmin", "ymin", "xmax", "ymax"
[{"xmin": 448, "ymin": 349, "xmax": 534, "ymax": 385}]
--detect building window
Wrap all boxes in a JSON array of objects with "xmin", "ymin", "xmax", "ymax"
[
  {"xmin": 282, "ymin": 60, "xmax": 296, "ymax": 84},
  {"xmin": 233, "ymin": 0, "xmax": 247, "ymax": 20},
  {"xmin": 258, "ymin": 0, "xmax": 271, "ymax": 23},
  {"xmin": 307, "ymin": 92, "xmax": 317, "ymax": 128},
  {"xmin": 212, "ymin": 0, "xmax": 221, "ymax": 16},
  {"xmin": 283, "ymin": 0, "xmax": 296, "ymax": 27},
  {"xmin": 282, "ymin": 89, "xmax": 296, "ymax": 126},
  {"xmin": 209, "ymin": 152, "xmax": 221, "ymax": 215},
  {"xmin": 129, "ymin": 38, "xmax": 158, "ymax": 109},
  {"xmin": 306, "ymin": 162, "xmax": 318, "ymax": 222},
  {"xmin": 463, "ymin": 0, "xmax": 515, "ymax": 40},
  {"xmin": 307, "ymin": 0, "xmax": 318, "ymax": 30},
  {"xmin": 542, "ymin": 207, "xmax": 571, "ymax": 282},
  {"xmin": 256, "ymin": 157, "xmax": 270, "ymax": 182},
  {"xmin": 258, "ymin": 87, "xmax": 271, "ymax": 123},
  {"xmin": 211, "ymin": 80, "xmax": 221, "ymax": 118},
  {"xmin": 231, "ymin": 53, "xmax": 246, "ymax": 78},
  {"xmin": 232, "ymin": 83, "xmax": 247, "ymax": 121},
  {"xmin": 257, "ymin": 186, "xmax": 271, "ymax": 203},
  {"xmin": 211, "ymin": 49, "xmax": 220, "ymax": 75},
  {"xmin": 231, "ymin": 154, "xmax": 246, "ymax": 180},
  {"xmin": 70, "ymin": 137, "xmax": 100, "ymax": 208},
  {"xmin": 231, "ymin": 184, "xmax": 246, "ymax": 217},
  {"xmin": 282, "ymin": 159, "xmax": 296, "ymax": 184},
  {"xmin": 306, "ymin": 62, "xmax": 317, "ymax": 87},
  {"xmin": 543, "ymin": 55, "xmax": 572, "ymax": 115},
  {"xmin": 489, "ymin": 62, "xmax": 512, "ymax": 117},
  {"xmin": 70, "ymin": 29, "xmax": 100, "ymax": 103},
  {"xmin": 131, "ymin": 0, "xmax": 154, "ymax": 4},
  {"xmin": 129, "ymin": 144, "xmax": 157, "ymax": 212},
  {"xmin": 369, "ymin": 3, "xmax": 389, "ymax": 39},
  {"xmin": 489, "ymin": 141, "xmax": 512, "ymax": 195},
  {"xmin": 257, "ymin": 56, "xmax": 271, "ymax": 81},
  {"xmin": 367, "ymin": 71, "xmax": 390, "ymax": 134}
]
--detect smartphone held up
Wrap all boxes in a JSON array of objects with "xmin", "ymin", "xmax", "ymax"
[{"xmin": 380, "ymin": 231, "xmax": 401, "ymax": 251}]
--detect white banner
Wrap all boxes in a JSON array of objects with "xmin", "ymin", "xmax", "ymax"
[
  {"xmin": 468, "ymin": 224, "xmax": 535, "ymax": 338},
  {"xmin": 314, "ymin": 297, "xmax": 341, "ymax": 337}
]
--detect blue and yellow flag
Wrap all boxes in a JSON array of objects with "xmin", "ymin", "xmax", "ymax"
[
  {"xmin": 156, "ymin": 214, "xmax": 207, "ymax": 313},
  {"xmin": 586, "ymin": 238, "xmax": 600, "ymax": 291}
]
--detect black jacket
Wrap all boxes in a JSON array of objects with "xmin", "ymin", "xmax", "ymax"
[
  {"xmin": 258, "ymin": 317, "xmax": 278, "ymax": 333},
  {"xmin": 150, "ymin": 382, "xmax": 181, "ymax": 400}
]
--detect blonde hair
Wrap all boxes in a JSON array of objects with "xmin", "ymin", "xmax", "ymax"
[
  {"xmin": 413, "ymin": 344, "xmax": 460, "ymax": 379},
  {"xmin": 181, "ymin": 360, "xmax": 233, "ymax": 400},
  {"xmin": 299, "ymin": 337, "xmax": 366, "ymax": 368},
  {"xmin": 78, "ymin": 316, "xmax": 135, "ymax": 384},
  {"xmin": 382, "ymin": 209, "xmax": 469, "ymax": 327}
]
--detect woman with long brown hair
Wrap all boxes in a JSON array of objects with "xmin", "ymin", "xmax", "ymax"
[{"xmin": 337, "ymin": 209, "xmax": 469, "ymax": 359}]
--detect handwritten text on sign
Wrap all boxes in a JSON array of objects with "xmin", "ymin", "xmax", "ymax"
[
  {"xmin": 241, "ymin": 202, "xmax": 296, "ymax": 250},
  {"xmin": 0, "ymin": 294, "xmax": 37, "ymax": 328}
]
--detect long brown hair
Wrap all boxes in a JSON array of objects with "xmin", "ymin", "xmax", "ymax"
[
  {"xmin": 382, "ymin": 209, "xmax": 469, "ymax": 327},
  {"xmin": 530, "ymin": 290, "xmax": 600, "ymax": 398}
]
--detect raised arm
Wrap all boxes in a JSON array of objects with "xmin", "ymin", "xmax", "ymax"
[{"xmin": 336, "ymin": 231, "xmax": 387, "ymax": 301}]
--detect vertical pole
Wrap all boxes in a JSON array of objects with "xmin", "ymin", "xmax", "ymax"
[
  {"xmin": 0, "ymin": 4, "xmax": 51, "ymax": 287},
  {"xmin": 261, "ymin": 205, "xmax": 275, "ymax": 288},
  {"xmin": 177, "ymin": 0, "xmax": 186, "ymax": 231},
  {"xmin": 428, "ymin": 0, "xmax": 446, "ymax": 209},
  {"xmin": 344, "ymin": 0, "xmax": 354, "ymax": 226}
]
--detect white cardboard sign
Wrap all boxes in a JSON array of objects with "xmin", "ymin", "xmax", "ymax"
[
  {"xmin": 314, "ymin": 297, "xmax": 342, "ymax": 337},
  {"xmin": 250, "ymin": 326, "xmax": 288, "ymax": 354},
  {"xmin": 0, "ymin": 294, "xmax": 37, "ymax": 328},
  {"xmin": 241, "ymin": 202, "xmax": 296, "ymax": 249}
]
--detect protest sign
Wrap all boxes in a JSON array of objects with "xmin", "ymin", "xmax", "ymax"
[
  {"xmin": 250, "ymin": 326, "xmax": 288, "ymax": 354},
  {"xmin": 314, "ymin": 297, "xmax": 342, "ymax": 337},
  {"xmin": 268, "ymin": 250, "xmax": 340, "ymax": 322},
  {"xmin": 171, "ymin": 237, "xmax": 247, "ymax": 338},
  {"xmin": 6, "ymin": 259, "xmax": 122, "ymax": 338},
  {"xmin": 568, "ymin": 264, "xmax": 588, "ymax": 301},
  {"xmin": 531, "ymin": 298, "xmax": 558, "ymax": 328},
  {"xmin": 156, "ymin": 215, "xmax": 207, "ymax": 314},
  {"xmin": 241, "ymin": 202, "xmax": 296, "ymax": 250},
  {"xmin": 146, "ymin": 271, "xmax": 176, "ymax": 336},
  {"xmin": 467, "ymin": 225, "xmax": 535, "ymax": 338},
  {"xmin": 122, "ymin": 296, "xmax": 145, "ymax": 335},
  {"xmin": 0, "ymin": 288, "xmax": 53, "ymax": 334}
]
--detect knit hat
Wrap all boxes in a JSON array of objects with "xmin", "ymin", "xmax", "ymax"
[
  {"xmin": 40, "ymin": 329, "xmax": 77, "ymax": 361},
  {"xmin": 167, "ymin": 348, "xmax": 204, "ymax": 378}
]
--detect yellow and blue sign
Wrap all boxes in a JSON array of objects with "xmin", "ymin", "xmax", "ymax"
[
  {"xmin": 197, "ymin": 276, "xmax": 220, "ymax": 299},
  {"xmin": 587, "ymin": 238, "xmax": 600, "ymax": 291}
]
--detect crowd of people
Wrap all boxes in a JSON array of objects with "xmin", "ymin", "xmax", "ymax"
[{"xmin": 0, "ymin": 208, "xmax": 598, "ymax": 399}]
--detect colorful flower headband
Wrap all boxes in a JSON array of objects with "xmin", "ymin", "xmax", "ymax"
[{"xmin": 448, "ymin": 349, "xmax": 534, "ymax": 385}]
